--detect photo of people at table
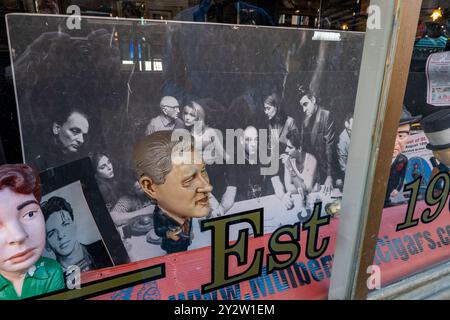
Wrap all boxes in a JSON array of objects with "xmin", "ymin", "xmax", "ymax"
[{"xmin": 11, "ymin": 21, "xmax": 363, "ymax": 259}]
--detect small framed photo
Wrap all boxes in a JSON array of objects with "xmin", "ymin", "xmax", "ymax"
[{"xmin": 39, "ymin": 158, "xmax": 130, "ymax": 276}]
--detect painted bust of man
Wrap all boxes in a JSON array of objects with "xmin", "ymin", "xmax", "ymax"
[
  {"xmin": 385, "ymin": 107, "xmax": 422, "ymax": 207},
  {"xmin": 0, "ymin": 164, "xmax": 65, "ymax": 300},
  {"xmin": 133, "ymin": 131, "xmax": 213, "ymax": 254}
]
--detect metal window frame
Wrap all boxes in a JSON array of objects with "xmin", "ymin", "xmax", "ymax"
[
  {"xmin": 368, "ymin": 261, "xmax": 450, "ymax": 300},
  {"xmin": 329, "ymin": 0, "xmax": 423, "ymax": 300}
]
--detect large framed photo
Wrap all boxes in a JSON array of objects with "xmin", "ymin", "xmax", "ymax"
[
  {"xmin": 39, "ymin": 158, "xmax": 130, "ymax": 275},
  {"xmin": 7, "ymin": 13, "xmax": 365, "ymax": 300},
  {"xmin": 7, "ymin": 13, "xmax": 363, "ymax": 259}
]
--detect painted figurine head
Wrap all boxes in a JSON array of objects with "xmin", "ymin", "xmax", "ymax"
[
  {"xmin": 0, "ymin": 164, "xmax": 46, "ymax": 276},
  {"xmin": 393, "ymin": 107, "xmax": 422, "ymax": 159},
  {"xmin": 133, "ymin": 131, "xmax": 213, "ymax": 221},
  {"xmin": 422, "ymin": 109, "xmax": 450, "ymax": 167}
]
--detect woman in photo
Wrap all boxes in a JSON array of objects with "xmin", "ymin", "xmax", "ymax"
[
  {"xmin": 110, "ymin": 180, "xmax": 158, "ymax": 249},
  {"xmin": 91, "ymin": 152, "xmax": 119, "ymax": 211},
  {"xmin": 262, "ymin": 92, "xmax": 297, "ymax": 150},
  {"xmin": 110, "ymin": 181, "xmax": 155, "ymax": 227},
  {"xmin": 260, "ymin": 92, "xmax": 299, "ymax": 209},
  {"xmin": 273, "ymin": 127, "xmax": 318, "ymax": 211},
  {"xmin": 283, "ymin": 129, "xmax": 317, "ymax": 200},
  {"xmin": 182, "ymin": 100, "xmax": 228, "ymax": 165}
]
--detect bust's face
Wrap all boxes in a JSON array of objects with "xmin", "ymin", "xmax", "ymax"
[
  {"xmin": 0, "ymin": 188, "xmax": 45, "ymax": 275},
  {"xmin": 393, "ymin": 124, "xmax": 410, "ymax": 159},
  {"xmin": 142, "ymin": 150, "xmax": 213, "ymax": 220}
]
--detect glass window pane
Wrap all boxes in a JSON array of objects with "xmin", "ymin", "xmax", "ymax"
[
  {"xmin": 372, "ymin": 1, "xmax": 450, "ymax": 291},
  {"xmin": 6, "ymin": 12, "xmax": 370, "ymax": 300}
]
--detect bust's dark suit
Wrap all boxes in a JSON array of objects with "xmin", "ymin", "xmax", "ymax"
[
  {"xmin": 385, "ymin": 153, "xmax": 408, "ymax": 207},
  {"xmin": 153, "ymin": 206, "xmax": 192, "ymax": 254}
]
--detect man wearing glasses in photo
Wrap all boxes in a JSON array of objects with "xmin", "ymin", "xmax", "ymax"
[
  {"xmin": 145, "ymin": 96, "xmax": 184, "ymax": 136},
  {"xmin": 384, "ymin": 107, "xmax": 422, "ymax": 207}
]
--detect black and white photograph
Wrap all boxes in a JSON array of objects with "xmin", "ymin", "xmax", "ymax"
[
  {"xmin": 41, "ymin": 181, "xmax": 114, "ymax": 274},
  {"xmin": 39, "ymin": 158, "xmax": 130, "ymax": 267},
  {"xmin": 7, "ymin": 13, "xmax": 364, "ymax": 260}
]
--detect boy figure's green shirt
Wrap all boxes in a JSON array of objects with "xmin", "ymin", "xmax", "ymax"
[{"xmin": 0, "ymin": 257, "xmax": 65, "ymax": 300}]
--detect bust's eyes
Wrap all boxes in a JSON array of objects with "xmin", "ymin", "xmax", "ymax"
[
  {"xmin": 183, "ymin": 168, "xmax": 209, "ymax": 187},
  {"xmin": 183, "ymin": 176, "xmax": 194, "ymax": 186}
]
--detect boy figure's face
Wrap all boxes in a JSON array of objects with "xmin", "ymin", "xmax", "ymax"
[
  {"xmin": 140, "ymin": 149, "xmax": 213, "ymax": 221},
  {"xmin": 0, "ymin": 188, "xmax": 45, "ymax": 275}
]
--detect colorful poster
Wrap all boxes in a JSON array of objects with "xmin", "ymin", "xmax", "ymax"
[
  {"xmin": 426, "ymin": 51, "xmax": 450, "ymax": 106},
  {"xmin": 388, "ymin": 130, "xmax": 435, "ymax": 206}
]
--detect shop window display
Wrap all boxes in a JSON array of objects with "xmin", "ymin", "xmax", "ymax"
[
  {"xmin": 5, "ymin": 12, "xmax": 364, "ymax": 299},
  {"xmin": 2, "ymin": 0, "xmax": 446, "ymax": 302}
]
